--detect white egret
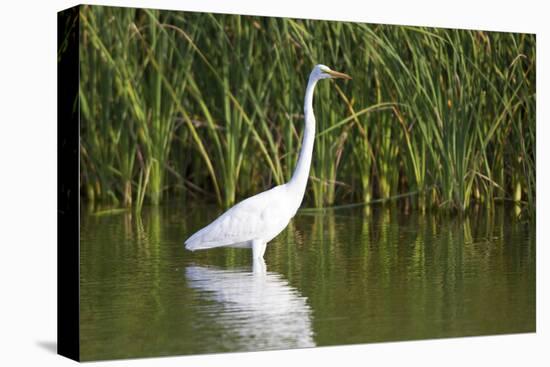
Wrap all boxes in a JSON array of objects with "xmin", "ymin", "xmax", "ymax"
[{"xmin": 185, "ymin": 64, "xmax": 351, "ymax": 259}]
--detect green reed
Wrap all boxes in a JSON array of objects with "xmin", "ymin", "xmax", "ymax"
[{"xmin": 78, "ymin": 6, "xmax": 536, "ymax": 216}]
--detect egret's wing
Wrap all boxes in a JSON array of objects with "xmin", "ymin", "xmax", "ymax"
[{"xmin": 185, "ymin": 186, "xmax": 286, "ymax": 250}]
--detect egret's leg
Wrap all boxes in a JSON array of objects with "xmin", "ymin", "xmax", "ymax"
[
  {"xmin": 252, "ymin": 239, "xmax": 265, "ymax": 259},
  {"xmin": 252, "ymin": 257, "xmax": 267, "ymax": 274},
  {"xmin": 259, "ymin": 242, "xmax": 267, "ymax": 258}
]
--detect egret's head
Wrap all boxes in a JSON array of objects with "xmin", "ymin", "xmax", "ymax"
[{"xmin": 311, "ymin": 64, "xmax": 352, "ymax": 81}]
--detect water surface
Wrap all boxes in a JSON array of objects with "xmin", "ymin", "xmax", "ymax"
[{"xmin": 80, "ymin": 204, "xmax": 535, "ymax": 361}]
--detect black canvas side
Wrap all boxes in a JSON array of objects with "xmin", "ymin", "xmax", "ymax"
[{"xmin": 57, "ymin": 5, "xmax": 80, "ymax": 362}]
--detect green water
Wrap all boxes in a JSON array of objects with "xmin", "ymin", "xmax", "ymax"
[{"xmin": 80, "ymin": 204, "xmax": 535, "ymax": 361}]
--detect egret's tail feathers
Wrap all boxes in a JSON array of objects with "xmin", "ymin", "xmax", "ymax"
[
  {"xmin": 185, "ymin": 237, "xmax": 250, "ymax": 251},
  {"xmin": 184, "ymin": 237, "xmax": 225, "ymax": 251},
  {"xmin": 184, "ymin": 241, "xmax": 197, "ymax": 251},
  {"xmin": 184, "ymin": 229, "xmax": 209, "ymax": 251},
  {"xmin": 184, "ymin": 239, "xmax": 208, "ymax": 251}
]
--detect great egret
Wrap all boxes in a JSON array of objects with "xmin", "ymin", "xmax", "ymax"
[{"xmin": 185, "ymin": 64, "xmax": 351, "ymax": 259}]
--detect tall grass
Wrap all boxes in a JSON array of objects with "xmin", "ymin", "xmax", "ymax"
[{"xmin": 79, "ymin": 6, "xmax": 536, "ymax": 216}]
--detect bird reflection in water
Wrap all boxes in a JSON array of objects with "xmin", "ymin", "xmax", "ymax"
[{"xmin": 185, "ymin": 259, "xmax": 315, "ymax": 350}]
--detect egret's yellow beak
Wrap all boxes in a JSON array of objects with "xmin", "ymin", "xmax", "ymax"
[{"xmin": 327, "ymin": 69, "xmax": 352, "ymax": 80}]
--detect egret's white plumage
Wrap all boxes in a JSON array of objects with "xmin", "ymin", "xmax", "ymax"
[{"xmin": 185, "ymin": 64, "xmax": 351, "ymax": 259}]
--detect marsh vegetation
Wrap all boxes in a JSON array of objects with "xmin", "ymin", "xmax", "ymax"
[{"xmin": 79, "ymin": 6, "xmax": 535, "ymax": 216}]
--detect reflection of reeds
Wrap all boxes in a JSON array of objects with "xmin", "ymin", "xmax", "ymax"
[{"xmin": 79, "ymin": 6, "xmax": 535, "ymax": 215}]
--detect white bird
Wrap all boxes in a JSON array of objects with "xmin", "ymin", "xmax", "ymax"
[{"xmin": 185, "ymin": 64, "xmax": 351, "ymax": 259}]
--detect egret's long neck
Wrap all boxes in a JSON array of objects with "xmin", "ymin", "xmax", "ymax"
[{"xmin": 287, "ymin": 75, "xmax": 318, "ymax": 202}]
